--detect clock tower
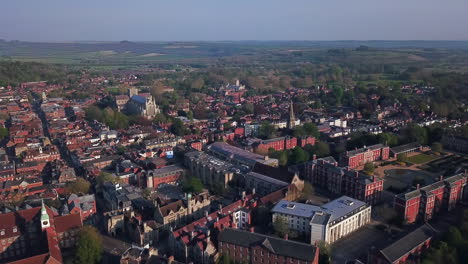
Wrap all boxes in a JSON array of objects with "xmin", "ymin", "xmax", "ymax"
[{"xmin": 40, "ymin": 200, "xmax": 51, "ymax": 229}]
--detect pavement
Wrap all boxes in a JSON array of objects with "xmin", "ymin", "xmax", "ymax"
[
  {"xmin": 102, "ymin": 234, "xmax": 131, "ymax": 256},
  {"xmin": 331, "ymin": 224, "xmax": 390, "ymax": 264}
]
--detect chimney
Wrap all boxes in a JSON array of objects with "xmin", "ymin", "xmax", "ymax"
[
  {"xmin": 440, "ymin": 175, "xmax": 444, "ymax": 182},
  {"xmin": 313, "ymin": 154, "xmax": 317, "ymax": 160},
  {"xmin": 204, "ymin": 210, "xmax": 209, "ymax": 217},
  {"xmin": 250, "ymin": 227, "xmax": 255, "ymax": 233},
  {"xmin": 252, "ymin": 188, "xmax": 256, "ymax": 195},
  {"xmin": 416, "ymin": 184, "xmax": 420, "ymax": 190},
  {"xmin": 241, "ymin": 191, "xmax": 246, "ymax": 200},
  {"xmin": 284, "ymin": 234, "xmax": 288, "ymax": 240}
]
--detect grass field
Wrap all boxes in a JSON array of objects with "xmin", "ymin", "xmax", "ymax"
[{"xmin": 406, "ymin": 153, "xmax": 438, "ymax": 164}]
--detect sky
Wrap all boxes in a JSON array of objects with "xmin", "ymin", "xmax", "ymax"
[{"xmin": 1, "ymin": 0, "xmax": 468, "ymax": 42}]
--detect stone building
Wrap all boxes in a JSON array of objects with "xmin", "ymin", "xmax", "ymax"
[{"xmin": 154, "ymin": 192, "xmax": 211, "ymax": 229}]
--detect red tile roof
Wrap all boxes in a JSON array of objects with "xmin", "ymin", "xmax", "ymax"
[{"xmin": 54, "ymin": 213, "xmax": 82, "ymax": 233}]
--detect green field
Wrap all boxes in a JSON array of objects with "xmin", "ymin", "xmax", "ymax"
[{"xmin": 406, "ymin": 153, "xmax": 438, "ymax": 164}]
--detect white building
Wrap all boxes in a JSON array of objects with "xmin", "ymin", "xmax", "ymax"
[{"xmin": 272, "ymin": 196, "xmax": 371, "ymax": 244}]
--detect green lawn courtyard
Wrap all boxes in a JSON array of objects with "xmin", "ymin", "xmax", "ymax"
[{"xmin": 406, "ymin": 153, "xmax": 438, "ymax": 164}]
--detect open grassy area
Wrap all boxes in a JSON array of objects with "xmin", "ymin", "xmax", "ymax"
[{"xmin": 406, "ymin": 153, "xmax": 438, "ymax": 164}]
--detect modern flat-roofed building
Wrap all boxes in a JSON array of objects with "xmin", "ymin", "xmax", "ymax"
[{"xmin": 272, "ymin": 196, "xmax": 371, "ymax": 244}]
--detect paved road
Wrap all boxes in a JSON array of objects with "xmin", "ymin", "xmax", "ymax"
[{"xmin": 102, "ymin": 234, "xmax": 131, "ymax": 256}]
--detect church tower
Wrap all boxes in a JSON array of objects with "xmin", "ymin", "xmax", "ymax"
[
  {"xmin": 40, "ymin": 200, "xmax": 51, "ymax": 229},
  {"xmin": 287, "ymin": 101, "xmax": 296, "ymax": 129}
]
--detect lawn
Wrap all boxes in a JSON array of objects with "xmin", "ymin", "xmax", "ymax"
[{"xmin": 406, "ymin": 153, "xmax": 438, "ymax": 164}]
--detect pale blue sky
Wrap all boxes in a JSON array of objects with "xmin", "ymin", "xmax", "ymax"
[{"xmin": 1, "ymin": 0, "xmax": 467, "ymax": 41}]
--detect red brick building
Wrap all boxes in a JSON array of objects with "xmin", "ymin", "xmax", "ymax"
[
  {"xmin": 218, "ymin": 228, "xmax": 319, "ymax": 264},
  {"xmin": 253, "ymin": 136, "xmax": 297, "ymax": 153},
  {"xmin": 368, "ymin": 224, "xmax": 435, "ymax": 264},
  {"xmin": 394, "ymin": 173, "xmax": 467, "ymax": 224},
  {"xmin": 340, "ymin": 144, "xmax": 390, "ymax": 169},
  {"xmin": 298, "ymin": 136, "xmax": 316, "ymax": 148},
  {"xmin": 146, "ymin": 164, "xmax": 185, "ymax": 189},
  {"xmin": 305, "ymin": 157, "xmax": 383, "ymax": 205},
  {"xmin": 0, "ymin": 202, "xmax": 82, "ymax": 263}
]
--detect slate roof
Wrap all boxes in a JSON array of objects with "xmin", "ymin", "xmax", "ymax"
[
  {"xmin": 218, "ymin": 228, "xmax": 318, "ymax": 261},
  {"xmin": 390, "ymin": 142, "xmax": 422, "ymax": 154},
  {"xmin": 345, "ymin": 143, "xmax": 385, "ymax": 157},
  {"xmin": 380, "ymin": 224, "xmax": 436, "ymax": 263}
]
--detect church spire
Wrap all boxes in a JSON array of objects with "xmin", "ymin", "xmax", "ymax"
[{"xmin": 288, "ymin": 101, "xmax": 296, "ymax": 129}]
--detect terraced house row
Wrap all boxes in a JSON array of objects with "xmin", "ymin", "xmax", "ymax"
[{"xmin": 394, "ymin": 172, "xmax": 467, "ymax": 223}]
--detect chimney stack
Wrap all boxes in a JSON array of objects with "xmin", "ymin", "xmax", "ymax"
[
  {"xmin": 313, "ymin": 154, "xmax": 317, "ymax": 160},
  {"xmin": 252, "ymin": 188, "xmax": 256, "ymax": 195},
  {"xmin": 250, "ymin": 227, "xmax": 255, "ymax": 233},
  {"xmin": 416, "ymin": 184, "xmax": 420, "ymax": 190}
]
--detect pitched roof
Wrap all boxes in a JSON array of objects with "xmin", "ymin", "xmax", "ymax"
[
  {"xmin": 54, "ymin": 213, "xmax": 82, "ymax": 233},
  {"xmin": 218, "ymin": 228, "xmax": 318, "ymax": 261},
  {"xmin": 380, "ymin": 224, "xmax": 436, "ymax": 263}
]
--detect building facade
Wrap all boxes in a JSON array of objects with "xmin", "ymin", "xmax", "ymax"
[
  {"xmin": 305, "ymin": 157, "xmax": 383, "ymax": 205},
  {"xmin": 218, "ymin": 228, "xmax": 320, "ymax": 264},
  {"xmin": 340, "ymin": 144, "xmax": 390, "ymax": 168},
  {"xmin": 394, "ymin": 173, "xmax": 467, "ymax": 224},
  {"xmin": 272, "ymin": 197, "xmax": 371, "ymax": 245}
]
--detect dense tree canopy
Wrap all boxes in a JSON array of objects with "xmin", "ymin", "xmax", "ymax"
[{"xmin": 75, "ymin": 226, "xmax": 103, "ymax": 264}]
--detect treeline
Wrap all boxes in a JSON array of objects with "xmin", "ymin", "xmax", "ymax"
[{"xmin": 0, "ymin": 61, "xmax": 66, "ymax": 86}]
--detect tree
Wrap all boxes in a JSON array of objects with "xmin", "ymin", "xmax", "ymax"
[
  {"xmin": 96, "ymin": 172, "xmax": 121, "ymax": 186},
  {"xmin": 363, "ymin": 162, "xmax": 375, "ymax": 175},
  {"xmin": 171, "ymin": 118, "xmax": 187, "ymax": 136},
  {"xmin": 311, "ymin": 141, "xmax": 330, "ymax": 158},
  {"xmin": 278, "ymin": 151, "xmax": 289, "ymax": 166},
  {"xmin": 182, "ymin": 176, "xmax": 204, "ymax": 193},
  {"xmin": 150, "ymin": 80, "xmax": 166, "ymax": 97},
  {"xmin": 273, "ymin": 215, "xmax": 289, "ymax": 238},
  {"xmin": 142, "ymin": 188, "xmax": 152, "ymax": 200},
  {"xmin": 75, "ymin": 226, "xmax": 103, "ymax": 264},
  {"xmin": 258, "ymin": 121, "xmax": 276, "ymax": 139},
  {"xmin": 66, "ymin": 178, "xmax": 91, "ymax": 194},
  {"xmin": 290, "ymin": 146, "xmax": 309, "ymax": 164},
  {"xmin": 154, "ymin": 113, "xmax": 168, "ymax": 123},
  {"xmin": 0, "ymin": 127, "xmax": 8, "ymax": 140},
  {"xmin": 303, "ymin": 122, "xmax": 320, "ymax": 139},
  {"xmin": 317, "ymin": 241, "xmax": 332, "ymax": 264}
]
